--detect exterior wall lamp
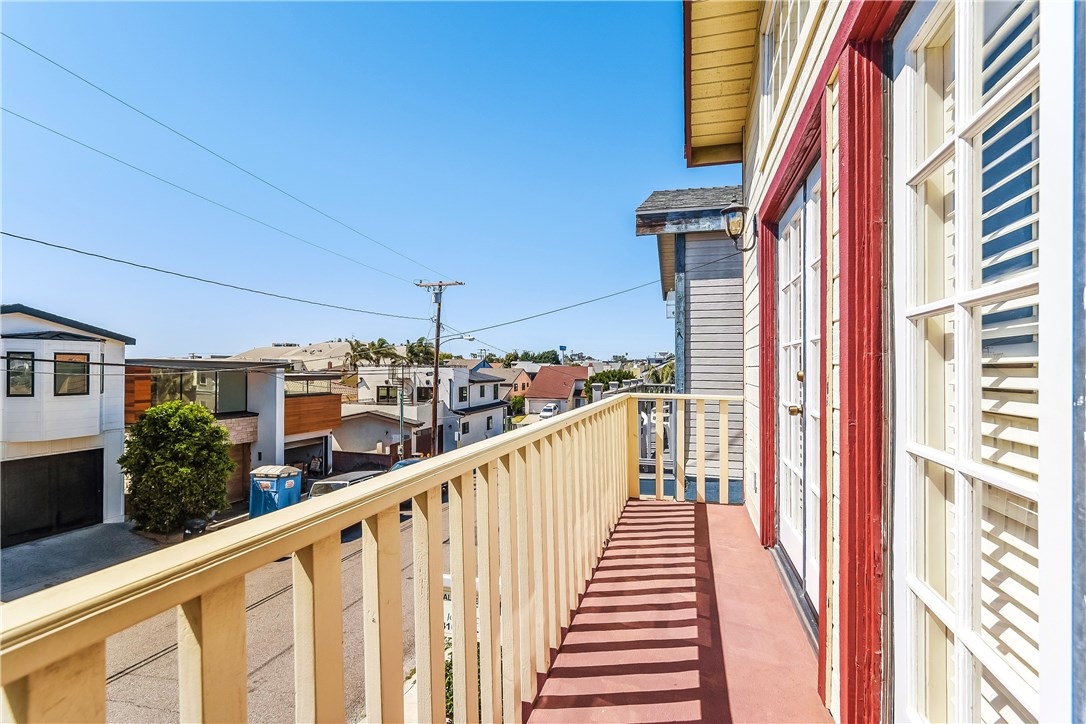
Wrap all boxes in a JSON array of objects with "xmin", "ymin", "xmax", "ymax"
[{"xmin": 721, "ymin": 204, "xmax": 757, "ymax": 253}]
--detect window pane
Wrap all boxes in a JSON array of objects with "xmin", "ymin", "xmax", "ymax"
[
  {"xmin": 917, "ymin": 457, "xmax": 956, "ymax": 605},
  {"xmin": 151, "ymin": 370, "xmax": 180, "ymax": 406},
  {"xmin": 217, "ymin": 370, "xmax": 247, "ymax": 413},
  {"xmin": 7, "ymin": 352, "xmax": 34, "ymax": 396},
  {"xmin": 179, "ymin": 372, "xmax": 197, "ymax": 404},
  {"xmin": 977, "ymin": 295, "xmax": 1038, "ymax": 479},
  {"xmin": 917, "ymin": 603, "xmax": 956, "ymax": 723},
  {"xmin": 979, "ymin": 483, "xmax": 1039, "ymax": 690},
  {"xmin": 922, "ymin": 17, "xmax": 955, "ymax": 157},
  {"xmin": 194, "ymin": 372, "xmax": 216, "ymax": 411},
  {"xmin": 54, "ymin": 353, "xmax": 89, "ymax": 395},
  {"xmin": 977, "ymin": 92, "xmax": 1039, "ymax": 287},
  {"xmin": 918, "ymin": 160, "xmax": 957, "ymax": 304},
  {"xmin": 981, "ymin": 0, "xmax": 1039, "ymax": 102},
  {"xmin": 919, "ymin": 313, "xmax": 956, "ymax": 453}
]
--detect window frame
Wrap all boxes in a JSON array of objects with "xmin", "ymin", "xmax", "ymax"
[
  {"xmin": 461, "ymin": 420, "xmax": 470, "ymax": 435},
  {"xmin": 53, "ymin": 352, "xmax": 90, "ymax": 397},
  {"xmin": 486, "ymin": 416, "xmax": 493, "ymax": 431},
  {"xmin": 6, "ymin": 351, "xmax": 35, "ymax": 397},
  {"xmin": 458, "ymin": 387, "xmax": 468, "ymax": 403},
  {"xmin": 891, "ymin": 2, "xmax": 1052, "ymax": 720},
  {"xmin": 376, "ymin": 386, "xmax": 398, "ymax": 405}
]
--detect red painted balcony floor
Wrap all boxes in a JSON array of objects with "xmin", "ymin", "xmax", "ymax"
[{"xmin": 528, "ymin": 500, "xmax": 831, "ymax": 724}]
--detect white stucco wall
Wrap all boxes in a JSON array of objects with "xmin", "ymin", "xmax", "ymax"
[{"xmin": 247, "ymin": 368, "xmax": 284, "ymax": 466}]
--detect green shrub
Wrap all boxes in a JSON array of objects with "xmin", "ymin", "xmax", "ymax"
[{"xmin": 119, "ymin": 401, "xmax": 234, "ymax": 533}]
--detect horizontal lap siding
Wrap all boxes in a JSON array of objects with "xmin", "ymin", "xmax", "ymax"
[{"xmin": 685, "ymin": 235, "xmax": 743, "ymax": 481}]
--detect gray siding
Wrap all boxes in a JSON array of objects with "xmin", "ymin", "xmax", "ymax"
[{"xmin": 683, "ymin": 233, "xmax": 743, "ymax": 481}]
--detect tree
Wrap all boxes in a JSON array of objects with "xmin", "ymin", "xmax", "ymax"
[
  {"xmin": 343, "ymin": 337, "xmax": 404, "ymax": 370},
  {"xmin": 650, "ymin": 360, "xmax": 675, "ymax": 385},
  {"xmin": 510, "ymin": 395, "xmax": 525, "ymax": 416},
  {"xmin": 118, "ymin": 401, "xmax": 235, "ymax": 533},
  {"xmin": 584, "ymin": 369, "xmax": 637, "ymax": 402},
  {"xmin": 405, "ymin": 337, "xmax": 435, "ymax": 366}
]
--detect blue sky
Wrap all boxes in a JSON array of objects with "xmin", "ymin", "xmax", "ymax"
[{"xmin": 2, "ymin": 1, "xmax": 740, "ymax": 359}]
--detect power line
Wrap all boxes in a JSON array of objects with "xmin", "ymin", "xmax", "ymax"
[
  {"xmin": 1, "ymin": 107, "xmax": 413, "ymax": 284},
  {"xmin": 1, "ymin": 32, "xmax": 453, "ymax": 280},
  {"xmin": 453, "ymin": 247, "xmax": 745, "ymax": 337},
  {"xmin": 1, "ymin": 231, "xmax": 429, "ymax": 320}
]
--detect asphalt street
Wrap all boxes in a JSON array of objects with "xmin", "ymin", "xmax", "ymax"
[{"xmin": 105, "ymin": 504, "xmax": 450, "ymax": 722}]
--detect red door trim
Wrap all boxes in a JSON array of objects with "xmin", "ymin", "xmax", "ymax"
[{"xmin": 752, "ymin": 2, "xmax": 902, "ymax": 720}]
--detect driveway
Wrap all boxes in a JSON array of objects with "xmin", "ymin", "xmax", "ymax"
[{"xmin": 1, "ymin": 523, "xmax": 165, "ymax": 602}]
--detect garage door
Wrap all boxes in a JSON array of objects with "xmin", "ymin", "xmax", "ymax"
[{"xmin": 1, "ymin": 449, "xmax": 104, "ymax": 548}]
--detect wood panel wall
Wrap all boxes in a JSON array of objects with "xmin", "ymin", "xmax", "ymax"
[
  {"xmin": 124, "ymin": 367, "xmax": 153, "ymax": 425},
  {"xmin": 284, "ymin": 394, "xmax": 342, "ymax": 437}
]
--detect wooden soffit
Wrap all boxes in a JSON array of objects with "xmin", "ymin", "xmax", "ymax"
[{"xmin": 684, "ymin": 0, "xmax": 761, "ymax": 167}]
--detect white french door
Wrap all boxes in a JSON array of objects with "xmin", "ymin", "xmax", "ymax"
[{"xmin": 777, "ymin": 162, "xmax": 822, "ymax": 609}]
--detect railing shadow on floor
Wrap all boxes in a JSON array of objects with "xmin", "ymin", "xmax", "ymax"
[{"xmin": 528, "ymin": 500, "xmax": 732, "ymax": 723}]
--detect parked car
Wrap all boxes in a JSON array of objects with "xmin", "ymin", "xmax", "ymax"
[
  {"xmin": 539, "ymin": 403, "xmax": 560, "ymax": 419},
  {"xmin": 307, "ymin": 469, "xmax": 383, "ymax": 500}
]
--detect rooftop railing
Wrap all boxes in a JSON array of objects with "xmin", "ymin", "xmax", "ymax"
[{"xmin": 0, "ymin": 391, "xmax": 739, "ymax": 723}]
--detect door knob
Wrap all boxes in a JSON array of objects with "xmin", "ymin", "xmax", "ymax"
[
  {"xmin": 788, "ymin": 405, "xmax": 803, "ymax": 416},
  {"xmin": 796, "ymin": 369, "xmax": 805, "ymax": 381}
]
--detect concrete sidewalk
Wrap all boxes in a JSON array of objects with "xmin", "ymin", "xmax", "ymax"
[{"xmin": 1, "ymin": 523, "xmax": 165, "ymax": 602}]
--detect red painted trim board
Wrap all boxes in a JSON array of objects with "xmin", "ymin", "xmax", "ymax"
[{"xmin": 817, "ymin": 87, "xmax": 831, "ymax": 702}]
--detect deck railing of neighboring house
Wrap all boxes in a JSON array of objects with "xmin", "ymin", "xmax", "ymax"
[{"xmin": 0, "ymin": 391, "xmax": 738, "ymax": 723}]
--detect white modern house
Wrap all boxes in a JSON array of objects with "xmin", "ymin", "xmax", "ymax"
[
  {"xmin": 1, "ymin": 305, "xmax": 134, "ymax": 547},
  {"xmin": 354, "ymin": 363, "xmax": 508, "ymax": 453}
]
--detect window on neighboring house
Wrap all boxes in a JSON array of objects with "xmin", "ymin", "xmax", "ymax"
[
  {"xmin": 416, "ymin": 386, "xmax": 433, "ymax": 403},
  {"xmin": 479, "ymin": 385, "xmax": 486, "ymax": 399},
  {"xmin": 461, "ymin": 420, "xmax": 470, "ymax": 434},
  {"xmin": 486, "ymin": 416, "xmax": 493, "ymax": 431},
  {"xmin": 513, "ymin": 383, "xmax": 519, "ymax": 392},
  {"xmin": 6, "ymin": 351, "xmax": 34, "ymax": 397},
  {"xmin": 493, "ymin": 383, "xmax": 499, "ymax": 399},
  {"xmin": 458, "ymin": 387, "xmax": 468, "ymax": 403},
  {"xmin": 377, "ymin": 386, "xmax": 397, "ymax": 405},
  {"xmin": 54, "ymin": 353, "xmax": 90, "ymax": 396},
  {"xmin": 100, "ymin": 353, "xmax": 105, "ymax": 394}
]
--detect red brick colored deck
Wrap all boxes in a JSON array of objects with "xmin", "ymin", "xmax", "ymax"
[{"xmin": 528, "ymin": 500, "xmax": 831, "ymax": 723}]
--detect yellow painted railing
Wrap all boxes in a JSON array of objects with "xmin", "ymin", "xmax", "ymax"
[{"xmin": 0, "ymin": 392, "xmax": 738, "ymax": 723}]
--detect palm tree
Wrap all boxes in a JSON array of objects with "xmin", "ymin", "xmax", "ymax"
[
  {"xmin": 343, "ymin": 338, "xmax": 375, "ymax": 372},
  {"xmin": 405, "ymin": 337, "xmax": 435, "ymax": 366},
  {"xmin": 370, "ymin": 338, "xmax": 404, "ymax": 366}
]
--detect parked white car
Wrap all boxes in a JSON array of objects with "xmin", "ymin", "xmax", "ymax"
[{"xmin": 539, "ymin": 403, "xmax": 560, "ymax": 419}]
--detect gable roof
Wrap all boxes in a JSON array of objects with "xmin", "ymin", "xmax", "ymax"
[
  {"xmin": 522, "ymin": 365, "xmax": 588, "ymax": 400},
  {"xmin": 443, "ymin": 357, "xmax": 488, "ymax": 369},
  {"xmin": 469, "ymin": 369, "xmax": 504, "ymax": 383},
  {"xmin": 476, "ymin": 367, "xmax": 527, "ymax": 383},
  {"xmin": 1, "ymin": 304, "xmax": 136, "ymax": 345}
]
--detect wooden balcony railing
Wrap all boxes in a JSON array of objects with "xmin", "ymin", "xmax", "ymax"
[{"xmin": 0, "ymin": 392, "xmax": 739, "ymax": 723}]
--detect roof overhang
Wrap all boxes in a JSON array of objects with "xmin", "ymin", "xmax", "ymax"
[{"xmin": 684, "ymin": 1, "xmax": 760, "ymax": 168}]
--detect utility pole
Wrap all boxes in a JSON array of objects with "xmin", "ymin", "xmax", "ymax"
[{"xmin": 416, "ymin": 281, "xmax": 464, "ymax": 456}]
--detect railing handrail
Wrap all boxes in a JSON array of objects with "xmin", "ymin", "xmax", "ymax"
[
  {"xmin": 0, "ymin": 391, "xmax": 630, "ymax": 684},
  {"xmin": 631, "ymin": 392, "xmax": 742, "ymax": 403}
]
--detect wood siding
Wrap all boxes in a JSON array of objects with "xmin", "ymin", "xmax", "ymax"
[
  {"xmin": 284, "ymin": 394, "xmax": 341, "ymax": 438},
  {"xmin": 684, "ymin": 233, "xmax": 744, "ymax": 481},
  {"xmin": 124, "ymin": 367, "xmax": 152, "ymax": 425}
]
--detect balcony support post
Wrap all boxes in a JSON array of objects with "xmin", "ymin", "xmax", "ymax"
[
  {"xmin": 720, "ymin": 402, "xmax": 730, "ymax": 503},
  {"xmin": 697, "ymin": 398, "xmax": 707, "ymax": 503},
  {"xmin": 675, "ymin": 399, "xmax": 686, "ymax": 502},
  {"xmin": 293, "ymin": 534, "xmax": 345, "ymax": 723},
  {"xmin": 412, "ymin": 487, "xmax": 445, "ymax": 723},
  {"xmin": 362, "ymin": 509, "xmax": 404, "ymax": 724},
  {"xmin": 655, "ymin": 399, "xmax": 665, "ymax": 500},
  {"xmin": 177, "ymin": 578, "xmax": 247, "ymax": 723}
]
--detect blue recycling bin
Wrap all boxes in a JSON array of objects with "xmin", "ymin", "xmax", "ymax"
[{"xmin": 248, "ymin": 465, "xmax": 303, "ymax": 519}]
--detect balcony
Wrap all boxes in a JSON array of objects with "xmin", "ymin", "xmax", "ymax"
[{"xmin": 0, "ymin": 393, "xmax": 825, "ymax": 723}]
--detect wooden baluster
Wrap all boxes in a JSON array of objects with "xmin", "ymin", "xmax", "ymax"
[
  {"xmin": 178, "ymin": 578, "xmax": 247, "ymax": 723},
  {"xmin": 626, "ymin": 396, "xmax": 640, "ymax": 499},
  {"xmin": 570, "ymin": 423, "xmax": 584, "ymax": 598},
  {"xmin": 476, "ymin": 462, "xmax": 502, "ymax": 724},
  {"xmin": 576, "ymin": 421, "xmax": 589, "ymax": 595},
  {"xmin": 675, "ymin": 399, "xmax": 686, "ymax": 503},
  {"xmin": 294, "ymin": 535, "xmax": 345, "ymax": 723},
  {"xmin": 528, "ymin": 442, "xmax": 548, "ymax": 677},
  {"xmin": 514, "ymin": 446, "xmax": 537, "ymax": 701},
  {"xmin": 540, "ymin": 435, "xmax": 559, "ymax": 658},
  {"xmin": 2, "ymin": 643, "xmax": 106, "ymax": 722},
  {"xmin": 450, "ymin": 474, "xmax": 480, "ymax": 723},
  {"xmin": 362, "ymin": 509, "xmax": 404, "ymax": 724},
  {"xmin": 498, "ymin": 454, "xmax": 523, "ymax": 723},
  {"xmin": 697, "ymin": 398, "xmax": 707, "ymax": 503},
  {"xmin": 720, "ymin": 401, "xmax": 730, "ymax": 503},
  {"xmin": 413, "ymin": 487, "xmax": 445, "ymax": 723},
  {"xmin": 553, "ymin": 429, "xmax": 571, "ymax": 630},
  {"xmin": 655, "ymin": 399, "xmax": 664, "ymax": 500}
]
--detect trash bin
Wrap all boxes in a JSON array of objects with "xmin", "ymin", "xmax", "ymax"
[
  {"xmin": 248, "ymin": 465, "xmax": 303, "ymax": 520},
  {"xmin": 183, "ymin": 518, "xmax": 207, "ymax": 540}
]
